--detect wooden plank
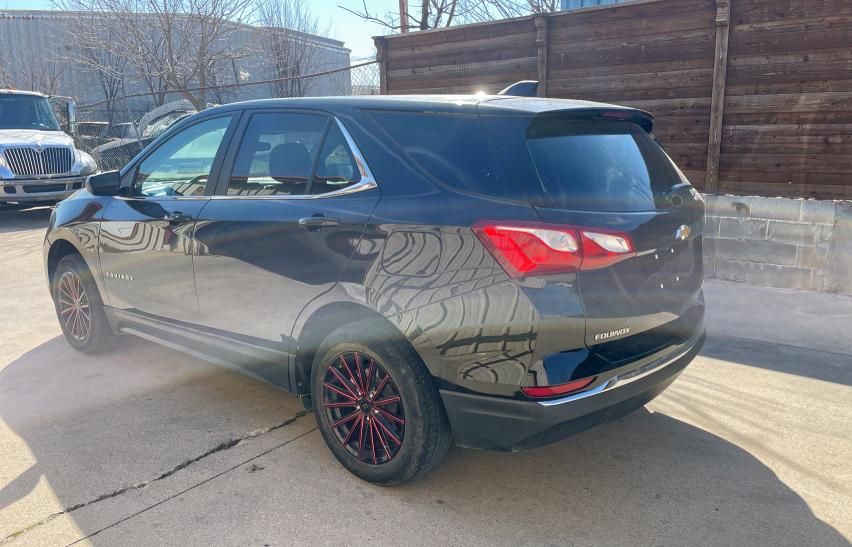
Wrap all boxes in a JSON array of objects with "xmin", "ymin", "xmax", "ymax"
[
  {"xmin": 617, "ymin": 97, "xmax": 713, "ymax": 116},
  {"xmin": 389, "ymin": 70, "xmax": 537, "ymax": 91},
  {"xmin": 548, "ymin": 68, "xmax": 713, "ymax": 94},
  {"xmin": 375, "ymin": 37, "xmax": 388, "ymax": 95},
  {"xmin": 548, "ymin": 56, "xmax": 711, "ymax": 79},
  {"xmin": 388, "ymin": 58, "xmax": 536, "ymax": 82},
  {"xmin": 725, "ymin": 79, "xmax": 852, "ymax": 97},
  {"xmin": 727, "ymin": 59, "xmax": 852, "ymax": 86},
  {"xmin": 706, "ymin": 0, "xmax": 731, "ymax": 194},
  {"xmin": 549, "ymin": 29, "xmax": 715, "ymax": 70},
  {"xmin": 535, "ymin": 16, "xmax": 549, "ymax": 97},
  {"xmin": 732, "ymin": 0, "xmax": 852, "ymax": 26},
  {"xmin": 721, "ymin": 153, "xmax": 852, "ymax": 174},
  {"xmin": 718, "ymin": 169, "xmax": 852, "ymax": 186},
  {"xmin": 723, "ymin": 92, "xmax": 852, "ymax": 113},
  {"xmin": 550, "ymin": 86, "xmax": 712, "ymax": 102},
  {"xmin": 721, "ymin": 140, "xmax": 852, "ymax": 155},
  {"xmin": 729, "ymin": 26, "xmax": 852, "ymax": 56},
  {"xmin": 723, "ymin": 111, "xmax": 852, "ymax": 125},
  {"xmin": 723, "ymin": 123, "xmax": 852, "ymax": 138},
  {"xmin": 387, "ymin": 46, "xmax": 539, "ymax": 71},
  {"xmin": 387, "ymin": 32, "xmax": 536, "ymax": 64},
  {"xmin": 548, "ymin": 5, "xmax": 713, "ymax": 43}
]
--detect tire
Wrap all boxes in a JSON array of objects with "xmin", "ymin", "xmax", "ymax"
[
  {"xmin": 52, "ymin": 254, "xmax": 116, "ymax": 354},
  {"xmin": 311, "ymin": 321, "xmax": 452, "ymax": 485}
]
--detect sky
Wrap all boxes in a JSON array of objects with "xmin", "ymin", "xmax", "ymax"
[{"xmin": 0, "ymin": 0, "xmax": 400, "ymax": 59}]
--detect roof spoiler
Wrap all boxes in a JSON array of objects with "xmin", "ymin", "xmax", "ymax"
[{"xmin": 497, "ymin": 80, "xmax": 539, "ymax": 97}]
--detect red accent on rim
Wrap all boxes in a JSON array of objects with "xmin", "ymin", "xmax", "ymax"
[{"xmin": 322, "ymin": 351, "xmax": 405, "ymax": 465}]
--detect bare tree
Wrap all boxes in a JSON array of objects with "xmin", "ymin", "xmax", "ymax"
[
  {"xmin": 63, "ymin": 16, "xmax": 128, "ymax": 123},
  {"xmin": 9, "ymin": 57, "xmax": 67, "ymax": 95},
  {"xmin": 55, "ymin": 0, "xmax": 256, "ymax": 110},
  {"xmin": 341, "ymin": 0, "xmax": 459, "ymax": 32},
  {"xmin": 341, "ymin": 0, "xmax": 558, "ymax": 31},
  {"xmin": 459, "ymin": 0, "xmax": 558, "ymax": 22},
  {"xmin": 253, "ymin": 0, "xmax": 325, "ymax": 98},
  {"xmin": 0, "ymin": 62, "xmax": 12, "ymax": 89}
]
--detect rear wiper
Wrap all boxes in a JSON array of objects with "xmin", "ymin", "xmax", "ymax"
[{"xmin": 657, "ymin": 183, "xmax": 695, "ymax": 209}]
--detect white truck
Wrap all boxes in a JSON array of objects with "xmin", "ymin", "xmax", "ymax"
[{"xmin": 0, "ymin": 89, "xmax": 98, "ymax": 204}]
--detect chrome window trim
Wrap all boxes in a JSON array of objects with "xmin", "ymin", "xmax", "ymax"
[
  {"xmin": 536, "ymin": 340, "xmax": 695, "ymax": 407},
  {"xmin": 211, "ymin": 117, "xmax": 378, "ymax": 201}
]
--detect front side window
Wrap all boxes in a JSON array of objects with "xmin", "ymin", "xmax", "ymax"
[
  {"xmin": 227, "ymin": 112, "xmax": 327, "ymax": 196},
  {"xmin": 133, "ymin": 116, "xmax": 232, "ymax": 197}
]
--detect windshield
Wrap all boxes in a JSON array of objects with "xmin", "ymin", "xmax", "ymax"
[{"xmin": 0, "ymin": 94, "xmax": 61, "ymax": 131}]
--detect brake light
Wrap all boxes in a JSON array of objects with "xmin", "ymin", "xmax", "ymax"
[
  {"xmin": 473, "ymin": 221, "xmax": 635, "ymax": 277},
  {"xmin": 522, "ymin": 376, "xmax": 596, "ymax": 398},
  {"xmin": 600, "ymin": 110, "xmax": 633, "ymax": 120}
]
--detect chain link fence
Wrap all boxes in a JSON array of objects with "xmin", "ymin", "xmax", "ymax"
[{"xmin": 72, "ymin": 60, "xmax": 379, "ymax": 172}]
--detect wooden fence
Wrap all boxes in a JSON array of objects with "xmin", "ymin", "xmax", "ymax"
[{"xmin": 374, "ymin": 0, "xmax": 852, "ymax": 200}]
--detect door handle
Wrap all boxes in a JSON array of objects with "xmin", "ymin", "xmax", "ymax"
[
  {"xmin": 164, "ymin": 212, "xmax": 194, "ymax": 224},
  {"xmin": 298, "ymin": 216, "xmax": 341, "ymax": 229}
]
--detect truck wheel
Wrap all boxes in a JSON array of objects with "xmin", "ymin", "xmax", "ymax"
[
  {"xmin": 53, "ymin": 254, "xmax": 116, "ymax": 354},
  {"xmin": 311, "ymin": 322, "xmax": 452, "ymax": 485}
]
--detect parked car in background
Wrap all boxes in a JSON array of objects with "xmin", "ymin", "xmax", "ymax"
[
  {"xmin": 0, "ymin": 90, "xmax": 98, "ymax": 204},
  {"xmin": 44, "ymin": 90, "xmax": 705, "ymax": 485},
  {"xmin": 91, "ymin": 104, "xmax": 193, "ymax": 171}
]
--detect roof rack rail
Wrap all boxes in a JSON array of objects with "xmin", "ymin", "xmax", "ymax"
[{"xmin": 497, "ymin": 80, "xmax": 539, "ymax": 97}]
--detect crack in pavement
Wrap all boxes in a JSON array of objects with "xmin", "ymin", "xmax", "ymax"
[{"xmin": 1, "ymin": 410, "xmax": 310, "ymax": 545}]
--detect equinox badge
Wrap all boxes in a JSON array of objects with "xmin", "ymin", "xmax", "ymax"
[{"xmin": 594, "ymin": 327, "xmax": 631, "ymax": 341}]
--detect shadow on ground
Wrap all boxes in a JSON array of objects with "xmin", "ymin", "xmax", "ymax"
[
  {"xmin": 1, "ymin": 335, "xmax": 847, "ymax": 545},
  {"xmin": 0, "ymin": 206, "xmax": 51, "ymax": 234},
  {"xmin": 702, "ymin": 334, "xmax": 852, "ymax": 386}
]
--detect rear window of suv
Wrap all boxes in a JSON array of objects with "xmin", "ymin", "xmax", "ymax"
[
  {"xmin": 524, "ymin": 118, "xmax": 685, "ymax": 212},
  {"xmin": 367, "ymin": 110, "xmax": 522, "ymax": 200}
]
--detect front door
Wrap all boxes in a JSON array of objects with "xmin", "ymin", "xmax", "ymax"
[
  {"xmin": 99, "ymin": 114, "xmax": 236, "ymax": 322},
  {"xmin": 192, "ymin": 111, "xmax": 379, "ymax": 383}
]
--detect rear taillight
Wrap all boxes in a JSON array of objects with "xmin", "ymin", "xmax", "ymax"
[
  {"xmin": 522, "ymin": 376, "xmax": 596, "ymax": 398},
  {"xmin": 473, "ymin": 221, "xmax": 635, "ymax": 278}
]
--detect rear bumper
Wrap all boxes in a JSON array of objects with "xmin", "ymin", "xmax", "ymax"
[
  {"xmin": 1, "ymin": 177, "xmax": 85, "ymax": 202},
  {"xmin": 440, "ymin": 329, "xmax": 705, "ymax": 451}
]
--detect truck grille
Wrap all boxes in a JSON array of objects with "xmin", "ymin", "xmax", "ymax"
[{"xmin": 2, "ymin": 147, "xmax": 73, "ymax": 176}]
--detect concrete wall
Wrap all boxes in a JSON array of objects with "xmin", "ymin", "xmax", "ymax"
[{"xmin": 703, "ymin": 195, "xmax": 852, "ymax": 295}]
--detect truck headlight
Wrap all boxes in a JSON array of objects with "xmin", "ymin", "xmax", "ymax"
[{"xmin": 78, "ymin": 151, "xmax": 98, "ymax": 176}]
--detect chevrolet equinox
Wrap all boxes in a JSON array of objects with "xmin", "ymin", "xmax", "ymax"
[{"xmin": 44, "ymin": 92, "xmax": 706, "ymax": 485}]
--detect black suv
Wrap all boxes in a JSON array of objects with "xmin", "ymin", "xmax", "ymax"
[{"xmin": 44, "ymin": 93, "xmax": 705, "ymax": 485}]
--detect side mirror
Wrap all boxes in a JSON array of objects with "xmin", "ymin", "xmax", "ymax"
[
  {"xmin": 87, "ymin": 170, "xmax": 122, "ymax": 196},
  {"xmin": 66, "ymin": 100, "xmax": 77, "ymax": 138}
]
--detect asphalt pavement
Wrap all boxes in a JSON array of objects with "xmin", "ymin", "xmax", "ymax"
[{"xmin": 1, "ymin": 204, "xmax": 850, "ymax": 546}]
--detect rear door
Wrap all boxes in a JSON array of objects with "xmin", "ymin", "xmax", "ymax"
[
  {"xmin": 484, "ymin": 112, "xmax": 704, "ymax": 362},
  {"xmin": 191, "ymin": 110, "xmax": 379, "ymax": 379}
]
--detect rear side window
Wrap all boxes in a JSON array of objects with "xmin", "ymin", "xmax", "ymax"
[
  {"xmin": 525, "ymin": 119, "xmax": 684, "ymax": 212},
  {"xmin": 367, "ymin": 110, "xmax": 520, "ymax": 199}
]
